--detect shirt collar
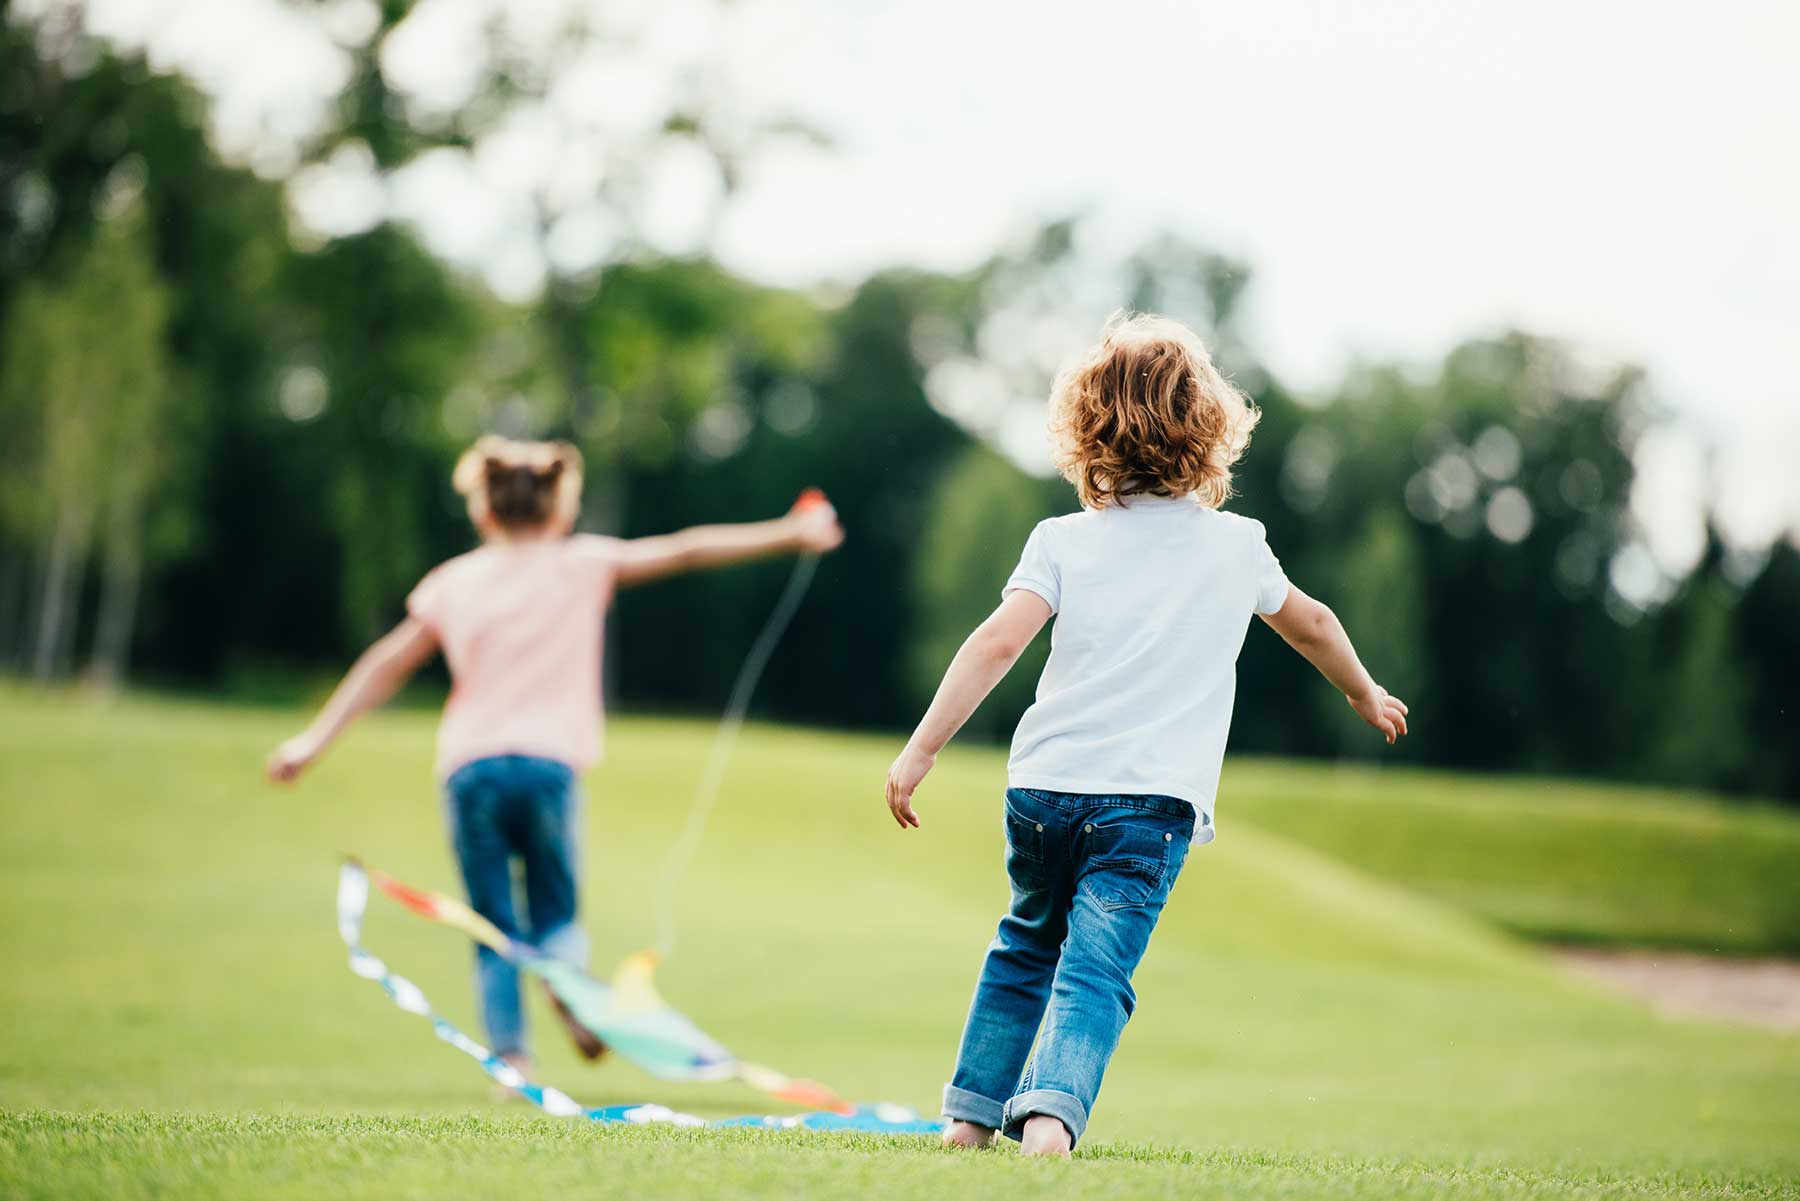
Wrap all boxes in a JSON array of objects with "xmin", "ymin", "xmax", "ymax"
[{"xmin": 1113, "ymin": 493, "xmax": 1199, "ymax": 510}]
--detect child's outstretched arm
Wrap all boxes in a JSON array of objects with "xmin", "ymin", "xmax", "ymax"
[
  {"xmin": 885, "ymin": 590, "xmax": 1052, "ymax": 829},
  {"xmin": 1260, "ymin": 584, "xmax": 1410, "ymax": 744},
  {"xmin": 265, "ymin": 617, "xmax": 439, "ymax": 783},
  {"xmin": 614, "ymin": 498, "xmax": 843, "ymax": 587}
]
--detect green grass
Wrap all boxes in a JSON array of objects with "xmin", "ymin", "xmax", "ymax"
[
  {"xmin": 7, "ymin": 1113, "xmax": 1793, "ymax": 1201},
  {"xmin": 1, "ymin": 687, "xmax": 1797, "ymax": 1199},
  {"xmin": 1228, "ymin": 760, "xmax": 1800, "ymax": 954}
]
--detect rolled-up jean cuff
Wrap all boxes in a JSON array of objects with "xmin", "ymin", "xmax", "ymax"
[
  {"xmin": 1002, "ymin": 1088, "xmax": 1088, "ymax": 1146},
  {"xmin": 942, "ymin": 1084, "xmax": 1006, "ymax": 1129}
]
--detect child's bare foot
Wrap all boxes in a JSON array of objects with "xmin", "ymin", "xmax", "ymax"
[
  {"xmin": 1019, "ymin": 1114, "xmax": 1072, "ymax": 1158},
  {"xmin": 942, "ymin": 1120, "xmax": 996, "ymax": 1148},
  {"xmin": 544, "ymin": 982, "xmax": 608, "ymax": 1061}
]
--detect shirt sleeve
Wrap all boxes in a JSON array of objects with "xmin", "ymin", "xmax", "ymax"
[
  {"xmin": 568, "ymin": 534, "xmax": 625, "ymax": 601},
  {"xmin": 568, "ymin": 534, "xmax": 623, "ymax": 571},
  {"xmin": 1250, "ymin": 520, "xmax": 1291, "ymax": 615},
  {"xmin": 1003, "ymin": 522, "xmax": 1060, "ymax": 614},
  {"xmin": 405, "ymin": 564, "xmax": 450, "ymax": 635}
]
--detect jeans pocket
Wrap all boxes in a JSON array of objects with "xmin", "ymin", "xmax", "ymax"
[
  {"xmin": 1084, "ymin": 818, "xmax": 1176, "ymax": 911},
  {"xmin": 1002, "ymin": 800, "xmax": 1052, "ymax": 893}
]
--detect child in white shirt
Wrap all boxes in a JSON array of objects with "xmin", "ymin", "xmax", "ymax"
[{"xmin": 886, "ymin": 313, "xmax": 1409, "ymax": 1156}]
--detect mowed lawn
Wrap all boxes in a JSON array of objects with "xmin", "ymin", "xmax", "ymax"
[
  {"xmin": 1228, "ymin": 760, "xmax": 1800, "ymax": 955},
  {"xmin": 1, "ymin": 688, "xmax": 1797, "ymax": 1200}
]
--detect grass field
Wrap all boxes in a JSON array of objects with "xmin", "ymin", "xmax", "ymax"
[
  {"xmin": 2, "ymin": 687, "xmax": 1797, "ymax": 1200},
  {"xmin": 1228, "ymin": 760, "xmax": 1800, "ymax": 955}
]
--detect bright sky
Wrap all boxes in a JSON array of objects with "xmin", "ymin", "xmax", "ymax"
[{"xmin": 56, "ymin": 0, "xmax": 1800, "ymax": 565}]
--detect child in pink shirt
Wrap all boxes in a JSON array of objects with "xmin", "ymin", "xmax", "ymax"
[{"xmin": 268, "ymin": 436, "xmax": 842, "ymax": 1075}]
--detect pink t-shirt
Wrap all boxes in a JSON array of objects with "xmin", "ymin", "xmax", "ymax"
[{"xmin": 406, "ymin": 534, "xmax": 621, "ymax": 780}]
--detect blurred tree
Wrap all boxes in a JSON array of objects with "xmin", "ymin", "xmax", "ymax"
[
  {"xmin": 0, "ymin": 181, "xmax": 172, "ymax": 683},
  {"xmin": 277, "ymin": 228, "xmax": 478, "ymax": 643},
  {"xmin": 1312, "ymin": 504, "xmax": 1433, "ymax": 757},
  {"xmin": 240, "ymin": 5, "xmax": 484, "ymax": 646},
  {"xmin": 292, "ymin": 0, "xmax": 830, "ymax": 530},
  {"xmin": 83, "ymin": 191, "xmax": 174, "ymax": 688},
  {"xmin": 612, "ymin": 269, "xmax": 973, "ymax": 728},
  {"xmin": 4, "ymin": 8, "xmax": 1796, "ymax": 799},
  {"xmin": 1732, "ymin": 541, "xmax": 1800, "ymax": 798},
  {"xmin": 1269, "ymin": 337, "xmax": 1647, "ymax": 777},
  {"xmin": 1646, "ymin": 563, "xmax": 1752, "ymax": 790},
  {"xmin": 907, "ymin": 445, "xmax": 1066, "ymax": 740},
  {"xmin": 2, "ymin": 22, "xmax": 324, "ymax": 684}
]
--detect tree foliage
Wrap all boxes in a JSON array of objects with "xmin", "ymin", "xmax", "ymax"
[{"xmin": 1, "ymin": 12, "xmax": 1794, "ymax": 801}]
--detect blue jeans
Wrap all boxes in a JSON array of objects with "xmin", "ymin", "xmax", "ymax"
[
  {"xmin": 444, "ymin": 754, "xmax": 587, "ymax": 1058},
  {"xmin": 943, "ymin": 788, "xmax": 1194, "ymax": 1147}
]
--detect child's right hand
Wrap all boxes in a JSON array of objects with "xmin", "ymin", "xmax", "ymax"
[
  {"xmin": 884, "ymin": 745, "xmax": 935, "ymax": 828},
  {"xmin": 1347, "ymin": 685, "xmax": 1410, "ymax": 745},
  {"xmin": 265, "ymin": 733, "xmax": 322, "ymax": 784}
]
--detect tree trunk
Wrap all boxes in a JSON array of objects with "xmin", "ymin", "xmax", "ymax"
[
  {"xmin": 50, "ymin": 538, "xmax": 89, "ymax": 681},
  {"xmin": 545, "ymin": 287, "xmax": 597, "ymax": 447},
  {"xmin": 0, "ymin": 550, "xmax": 25, "ymax": 671},
  {"xmin": 32, "ymin": 501, "xmax": 92, "ymax": 683},
  {"xmin": 89, "ymin": 497, "xmax": 144, "ymax": 693},
  {"xmin": 16, "ymin": 547, "xmax": 45, "ymax": 675}
]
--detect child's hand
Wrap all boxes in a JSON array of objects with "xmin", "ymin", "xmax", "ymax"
[
  {"xmin": 885, "ymin": 745, "xmax": 935, "ymax": 828},
  {"xmin": 266, "ymin": 733, "xmax": 322, "ymax": 784},
  {"xmin": 787, "ymin": 497, "xmax": 845, "ymax": 554},
  {"xmin": 1347, "ymin": 685, "xmax": 1410, "ymax": 745}
]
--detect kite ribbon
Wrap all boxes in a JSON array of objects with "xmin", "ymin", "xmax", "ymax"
[{"xmin": 339, "ymin": 862, "xmax": 942, "ymax": 1135}]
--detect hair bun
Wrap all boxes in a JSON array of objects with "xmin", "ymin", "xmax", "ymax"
[{"xmin": 452, "ymin": 435, "xmax": 583, "ymax": 531}]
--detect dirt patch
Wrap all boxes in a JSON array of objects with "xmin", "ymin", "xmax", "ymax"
[{"xmin": 1555, "ymin": 948, "xmax": 1800, "ymax": 1032}]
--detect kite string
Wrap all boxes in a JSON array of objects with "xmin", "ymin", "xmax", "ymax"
[{"xmin": 651, "ymin": 551, "xmax": 820, "ymax": 958}]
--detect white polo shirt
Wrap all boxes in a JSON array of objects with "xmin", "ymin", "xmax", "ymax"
[{"xmin": 1003, "ymin": 495, "xmax": 1290, "ymax": 843}]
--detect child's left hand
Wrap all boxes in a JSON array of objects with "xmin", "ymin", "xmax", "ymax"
[
  {"xmin": 884, "ymin": 745, "xmax": 934, "ymax": 828},
  {"xmin": 787, "ymin": 496, "xmax": 845, "ymax": 554}
]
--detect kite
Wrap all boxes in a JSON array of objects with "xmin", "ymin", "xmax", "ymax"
[{"xmin": 339, "ymin": 860, "xmax": 942, "ymax": 1133}]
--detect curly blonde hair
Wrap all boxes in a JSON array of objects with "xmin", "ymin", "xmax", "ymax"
[
  {"xmin": 1048, "ymin": 312, "xmax": 1260, "ymax": 509},
  {"xmin": 451, "ymin": 435, "xmax": 584, "ymax": 533}
]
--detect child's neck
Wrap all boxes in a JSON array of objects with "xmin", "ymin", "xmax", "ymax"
[{"xmin": 484, "ymin": 524, "xmax": 562, "ymax": 546}]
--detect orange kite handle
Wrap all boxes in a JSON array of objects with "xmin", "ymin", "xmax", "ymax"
[{"xmin": 792, "ymin": 487, "xmax": 830, "ymax": 512}]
